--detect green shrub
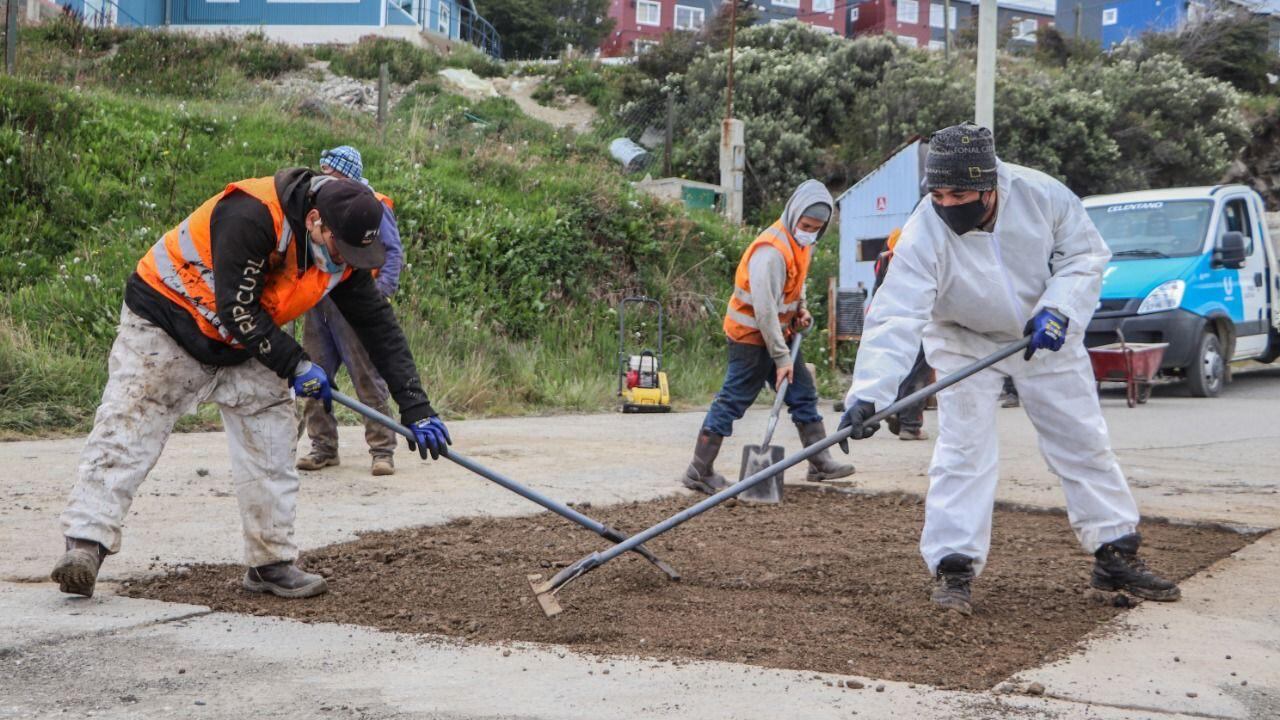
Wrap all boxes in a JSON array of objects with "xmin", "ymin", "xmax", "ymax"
[
  {"xmin": 328, "ymin": 37, "xmax": 443, "ymax": 84},
  {"xmin": 234, "ymin": 32, "xmax": 308, "ymax": 79},
  {"xmin": 445, "ymin": 45, "xmax": 507, "ymax": 79}
]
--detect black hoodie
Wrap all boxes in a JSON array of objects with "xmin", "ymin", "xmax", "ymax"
[{"xmin": 124, "ymin": 168, "xmax": 434, "ymax": 422}]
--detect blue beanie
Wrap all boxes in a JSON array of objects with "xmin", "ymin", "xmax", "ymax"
[{"xmin": 320, "ymin": 145, "xmax": 364, "ymax": 182}]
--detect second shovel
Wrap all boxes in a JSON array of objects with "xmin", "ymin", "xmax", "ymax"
[{"xmin": 736, "ymin": 331, "xmax": 805, "ymax": 504}]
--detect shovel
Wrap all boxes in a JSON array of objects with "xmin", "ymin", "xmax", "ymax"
[
  {"xmin": 736, "ymin": 332, "xmax": 805, "ymax": 504},
  {"xmin": 328, "ymin": 389, "xmax": 681, "ymax": 616},
  {"xmin": 529, "ymin": 337, "xmax": 1031, "ymax": 616}
]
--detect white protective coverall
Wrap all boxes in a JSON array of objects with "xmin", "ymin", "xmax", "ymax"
[
  {"xmin": 845, "ymin": 162, "xmax": 1140, "ymax": 575},
  {"xmin": 60, "ymin": 305, "xmax": 299, "ymax": 567}
]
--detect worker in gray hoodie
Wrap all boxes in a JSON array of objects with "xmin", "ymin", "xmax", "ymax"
[{"xmin": 681, "ymin": 179, "xmax": 855, "ymax": 493}]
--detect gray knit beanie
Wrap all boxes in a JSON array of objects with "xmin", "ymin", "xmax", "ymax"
[{"xmin": 925, "ymin": 123, "xmax": 997, "ymax": 191}]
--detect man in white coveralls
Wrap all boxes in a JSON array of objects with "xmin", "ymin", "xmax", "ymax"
[{"xmin": 838, "ymin": 123, "xmax": 1181, "ymax": 615}]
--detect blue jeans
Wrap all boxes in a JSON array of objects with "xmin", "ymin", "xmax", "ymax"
[{"xmin": 702, "ymin": 339, "xmax": 822, "ymax": 437}]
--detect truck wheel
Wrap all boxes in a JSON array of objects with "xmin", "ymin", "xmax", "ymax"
[{"xmin": 1186, "ymin": 331, "xmax": 1225, "ymax": 398}]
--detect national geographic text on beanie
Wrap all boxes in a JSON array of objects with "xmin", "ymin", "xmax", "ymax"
[{"xmin": 926, "ymin": 124, "xmax": 997, "ymax": 192}]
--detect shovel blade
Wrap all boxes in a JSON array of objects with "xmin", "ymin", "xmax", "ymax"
[{"xmin": 738, "ymin": 445, "xmax": 785, "ymax": 504}]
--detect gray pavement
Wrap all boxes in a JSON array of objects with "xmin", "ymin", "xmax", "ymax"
[{"xmin": 2, "ymin": 367, "xmax": 1279, "ymax": 719}]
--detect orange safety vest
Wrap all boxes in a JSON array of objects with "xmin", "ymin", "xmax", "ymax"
[
  {"xmin": 723, "ymin": 220, "xmax": 812, "ymax": 346},
  {"xmin": 135, "ymin": 176, "xmax": 353, "ymax": 347}
]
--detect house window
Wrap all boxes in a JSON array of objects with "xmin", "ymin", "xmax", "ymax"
[
  {"xmin": 637, "ymin": 0, "xmax": 661, "ymax": 25},
  {"xmin": 897, "ymin": 0, "xmax": 919, "ymax": 24},
  {"xmin": 438, "ymin": 0, "xmax": 450, "ymax": 34},
  {"xmin": 930, "ymin": 3, "xmax": 943, "ymax": 27},
  {"xmin": 635, "ymin": 39, "xmax": 659, "ymax": 53},
  {"xmin": 774, "ymin": 0, "xmax": 800, "ymax": 8},
  {"xmin": 1016, "ymin": 18, "xmax": 1037, "ymax": 36},
  {"xmin": 850, "ymin": 6, "xmax": 859, "ymax": 21},
  {"xmin": 813, "ymin": 0, "xmax": 834, "ymax": 12},
  {"xmin": 674, "ymin": 4, "xmax": 705, "ymax": 29},
  {"xmin": 896, "ymin": 34, "xmax": 918, "ymax": 47},
  {"xmin": 1102, "ymin": 7, "xmax": 1118, "ymax": 25},
  {"xmin": 927, "ymin": 39, "xmax": 945, "ymax": 50}
]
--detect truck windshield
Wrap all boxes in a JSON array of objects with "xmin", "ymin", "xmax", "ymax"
[{"xmin": 1086, "ymin": 200, "xmax": 1213, "ymax": 259}]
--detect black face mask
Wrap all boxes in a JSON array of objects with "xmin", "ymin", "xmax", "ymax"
[{"xmin": 932, "ymin": 194, "xmax": 991, "ymax": 236}]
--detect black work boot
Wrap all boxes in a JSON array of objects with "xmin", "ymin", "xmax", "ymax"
[
  {"xmin": 796, "ymin": 420, "xmax": 855, "ymax": 482},
  {"xmin": 1092, "ymin": 533, "xmax": 1181, "ymax": 601},
  {"xmin": 51, "ymin": 537, "xmax": 108, "ymax": 598},
  {"xmin": 243, "ymin": 561, "xmax": 328, "ymax": 599},
  {"xmin": 681, "ymin": 429, "xmax": 729, "ymax": 495},
  {"xmin": 931, "ymin": 553, "xmax": 974, "ymax": 615}
]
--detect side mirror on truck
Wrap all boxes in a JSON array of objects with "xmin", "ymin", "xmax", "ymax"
[{"xmin": 1214, "ymin": 231, "xmax": 1248, "ymax": 269}]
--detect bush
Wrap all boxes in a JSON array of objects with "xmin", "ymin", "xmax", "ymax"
[
  {"xmin": 235, "ymin": 32, "xmax": 308, "ymax": 79},
  {"xmin": 105, "ymin": 30, "xmax": 230, "ymax": 96},
  {"xmin": 1134, "ymin": 13, "xmax": 1279, "ymax": 95},
  {"xmin": 328, "ymin": 36, "xmax": 443, "ymax": 84}
]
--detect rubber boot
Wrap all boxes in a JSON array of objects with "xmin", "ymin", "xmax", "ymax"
[
  {"xmin": 51, "ymin": 537, "xmax": 108, "ymax": 598},
  {"xmin": 371, "ymin": 455, "xmax": 395, "ymax": 477},
  {"xmin": 931, "ymin": 553, "xmax": 974, "ymax": 615},
  {"xmin": 243, "ymin": 561, "xmax": 328, "ymax": 599},
  {"xmin": 681, "ymin": 429, "xmax": 729, "ymax": 495},
  {"xmin": 1092, "ymin": 533, "xmax": 1181, "ymax": 601},
  {"xmin": 796, "ymin": 420, "xmax": 855, "ymax": 482}
]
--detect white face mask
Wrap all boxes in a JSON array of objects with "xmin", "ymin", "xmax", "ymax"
[
  {"xmin": 795, "ymin": 229, "xmax": 820, "ymax": 247},
  {"xmin": 308, "ymin": 222, "xmax": 346, "ymax": 274}
]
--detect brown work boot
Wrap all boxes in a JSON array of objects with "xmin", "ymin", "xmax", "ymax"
[
  {"xmin": 296, "ymin": 452, "xmax": 339, "ymax": 471},
  {"xmin": 51, "ymin": 537, "xmax": 108, "ymax": 598},
  {"xmin": 796, "ymin": 420, "xmax": 855, "ymax": 482},
  {"xmin": 243, "ymin": 561, "xmax": 328, "ymax": 599},
  {"xmin": 931, "ymin": 553, "xmax": 974, "ymax": 615},
  {"xmin": 371, "ymin": 456, "xmax": 395, "ymax": 477},
  {"xmin": 681, "ymin": 429, "xmax": 729, "ymax": 495},
  {"xmin": 899, "ymin": 428, "xmax": 929, "ymax": 441}
]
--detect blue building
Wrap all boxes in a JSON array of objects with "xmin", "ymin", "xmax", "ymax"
[
  {"xmin": 62, "ymin": 0, "xmax": 501, "ymax": 56},
  {"xmin": 1057, "ymin": 0, "xmax": 1280, "ymax": 53}
]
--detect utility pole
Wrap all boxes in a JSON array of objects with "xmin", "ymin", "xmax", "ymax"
[
  {"xmin": 974, "ymin": 0, "xmax": 997, "ymax": 133},
  {"xmin": 1074, "ymin": 3, "xmax": 1082, "ymax": 40},
  {"xmin": 720, "ymin": 0, "xmax": 744, "ymax": 224},
  {"xmin": 5, "ymin": 0, "xmax": 18, "ymax": 76},
  {"xmin": 943, "ymin": 0, "xmax": 951, "ymax": 59}
]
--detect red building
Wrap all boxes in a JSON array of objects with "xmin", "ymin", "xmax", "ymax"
[{"xmin": 601, "ymin": 0, "xmax": 850, "ymax": 58}]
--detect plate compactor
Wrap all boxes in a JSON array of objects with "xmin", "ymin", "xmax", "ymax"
[{"xmin": 617, "ymin": 296, "xmax": 671, "ymax": 413}]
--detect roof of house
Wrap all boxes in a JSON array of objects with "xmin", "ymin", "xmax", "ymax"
[{"xmin": 951, "ymin": 0, "xmax": 1057, "ymax": 16}]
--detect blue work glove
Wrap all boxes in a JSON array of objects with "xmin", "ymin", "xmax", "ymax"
[
  {"xmin": 836, "ymin": 399, "xmax": 880, "ymax": 453},
  {"xmin": 291, "ymin": 360, "xmax": 332, "ymax": 414},
  {"xmin": 406, "ymin": 416, "xmax": 451, "ymax": 460},
  {"xmin": 1023, "ymin": 308, "xmax": 1069, "ymax": 360}
]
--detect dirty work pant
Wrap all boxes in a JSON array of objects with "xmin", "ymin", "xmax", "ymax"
[
  {"xmin": 893, "ymin": 348, "xmax": 931, "ymax": 433},
  {"xmin": 921, "ymin": 348, "xmax": 1140, "ymax": 576},
  {"xmin": 702, "ymin": 339, "xmax": 822, "ymax": 437},
  {"xmin": 300, "ymin": 297, "xmax": 396, "ymax": 460},
  {"xmin": 60, "ymin": 305, "xmax": 301, "ymax": 567}
]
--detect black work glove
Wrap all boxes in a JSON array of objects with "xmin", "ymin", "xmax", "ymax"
[{"xmin": 836, "ymin": 399, "xmax": 879, "ymax": 453}]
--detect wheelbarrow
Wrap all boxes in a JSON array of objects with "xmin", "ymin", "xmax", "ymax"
[{"xmin": 1088, "ymin": 330, "xmax": 1168, "ymax": 407}]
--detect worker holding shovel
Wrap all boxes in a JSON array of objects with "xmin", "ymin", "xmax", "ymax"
[
  {"xmin": 52, "ymin": 168, "xmax": 450, "ymax": 600},
  {"xmin": 681, "ymin": 179, "xmax": 854, "ymax": 495},
  {"xmin": 840, "ymin": 124, "xmax": 1180, "ymax": 615}
]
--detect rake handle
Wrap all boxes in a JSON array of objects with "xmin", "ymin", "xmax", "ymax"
[
  {"xmin": 537, "ymin": 336, "xmax": 1031, "ymax": 596},
  {"xmin": 329, "ymin": 390, "xmax": 678, "ymax": 578}
]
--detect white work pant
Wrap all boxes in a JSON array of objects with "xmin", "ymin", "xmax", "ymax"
[
  {"xmin": 921, "ymin": 348, "xmax": 1140, "ymax": 576},
  {"xmin": 60, "ymin": 306, "xmax": 300, "ymax": 567}
]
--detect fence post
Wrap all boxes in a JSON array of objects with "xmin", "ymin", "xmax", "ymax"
[
  {"xmin": 664, "ymin": 91, "xmax": 674, "ymax": 177},
  {"xmin": 377, "ymin": 62, "xmax": 389, "ymax": 131},
  {"xmin": 6, "ymin": 0, "xmax": 18, "ymax": 76}
]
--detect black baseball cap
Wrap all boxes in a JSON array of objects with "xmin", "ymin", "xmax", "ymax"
[{"xmin": 314, "ymin": 178, "xmax": 385, "ymax": 269}]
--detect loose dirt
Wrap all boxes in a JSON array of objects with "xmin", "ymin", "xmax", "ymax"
[{"xmin": 127, "ymin": 488, "xmax": 1251, "ymax": 689}]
